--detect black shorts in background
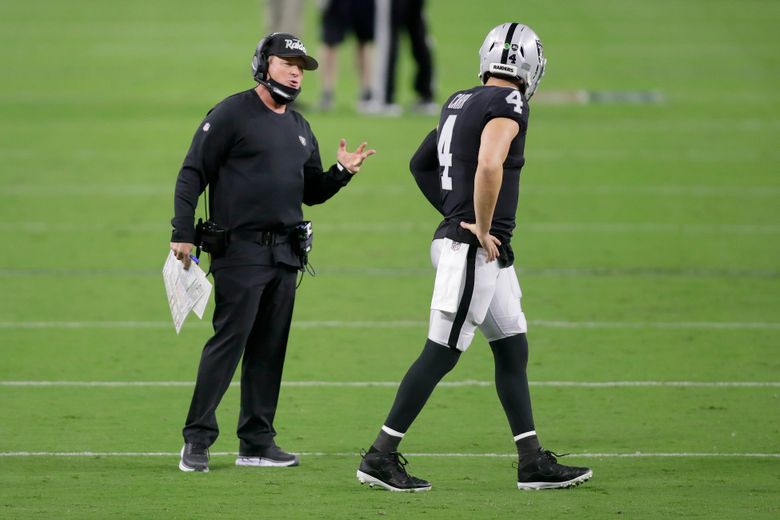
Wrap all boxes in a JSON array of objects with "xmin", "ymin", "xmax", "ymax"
[{"xmin": 321, "ymin": 0, "xmax": 375, "ymax": 44}]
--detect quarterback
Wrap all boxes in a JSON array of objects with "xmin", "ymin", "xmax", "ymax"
[{"xmin": 356, "ymin": 23, "xmax": 593, "ymax": 491}]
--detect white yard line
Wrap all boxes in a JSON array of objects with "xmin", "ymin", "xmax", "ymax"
[
  {"xmin": 530, "ymin": 320, "xmax": 780, "ymax": 330},
  {"xmin": 0, "ymin": 380, "xmax": 777, "ymax": 388},
  {"xmin": 0, "ymin": 451, "xmax": 777, "ymax": 459},
  {"xmin": 1, "ymin": 320, "xmax": 778, "ymax": 330}
]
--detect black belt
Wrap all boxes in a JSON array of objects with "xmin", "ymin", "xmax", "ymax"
[{"xmin": 230, "ymin": 229, "xmax": 290, "ymax": 246}]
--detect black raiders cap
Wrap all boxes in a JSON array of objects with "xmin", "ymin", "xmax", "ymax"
[{"xmin": 264, "ymin": 33, "xmax": 318, "ymax": 70}]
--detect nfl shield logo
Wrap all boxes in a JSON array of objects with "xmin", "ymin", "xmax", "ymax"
[{"xmin": 298, "ymin": 135, "xmax": 307, "ymax": 146}]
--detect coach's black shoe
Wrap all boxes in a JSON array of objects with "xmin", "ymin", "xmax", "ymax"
[
  {"xmin": 356, "ymin": 449, "xmax": 432, "ymax": 492},
  {"xmin": 517, "ymin": 449, "xmax": 592, "ymax": 490},
  {"xmin": 235, "ymin": 443, "xmax": 300, "ymax": 467},
  {"xmin": 179, "ymin": 443, "xmax": 209, "ymax": 473}
]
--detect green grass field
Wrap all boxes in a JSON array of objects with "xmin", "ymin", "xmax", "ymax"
[{"xmin": 1, "ymin": 0, "xmax": 779, "ymax": 518}]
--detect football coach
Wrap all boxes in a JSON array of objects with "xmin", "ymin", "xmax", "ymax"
[{"xmin": 169, "ymin": 32, "xmax": 375, "ymax": 473}]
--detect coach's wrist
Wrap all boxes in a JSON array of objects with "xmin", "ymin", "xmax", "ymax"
[{"xmin": 337, "ymin": 161, "xmax": 355, "ymax": 175}]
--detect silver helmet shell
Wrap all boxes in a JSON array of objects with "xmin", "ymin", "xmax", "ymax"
[{"xmin": 478, "ymin": 23, "xmax": 547, "ymax": 99}]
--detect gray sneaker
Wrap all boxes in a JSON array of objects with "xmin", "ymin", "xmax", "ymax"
[
  {"xmin": 179, "ymin": 443, "xmax": 209, "ymax": 473},
  {"xmin": 235, "ymin": 444, "xmax": 300, "ymax": 467},
  {"xmin": 319, "ymin": 91, "xmax": 334, "ymax": 112},
  {"xmin": 410, "ymin": 99, "xmax": 439, "ymax": 116}
]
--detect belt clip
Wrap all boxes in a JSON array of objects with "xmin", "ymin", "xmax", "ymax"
[{"xmin": 261, "ymin": 232, "xmax": 275, "ymax": 246}]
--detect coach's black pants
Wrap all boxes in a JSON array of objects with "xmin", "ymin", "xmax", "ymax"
[{"xmin": 183, "ymin": 264, "xmax": 297, "ymax": 452}]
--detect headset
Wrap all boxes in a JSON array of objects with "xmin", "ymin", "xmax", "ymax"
[{"xmin": 251, "ymin": 32, "xmax": 281, "ymax": 83}]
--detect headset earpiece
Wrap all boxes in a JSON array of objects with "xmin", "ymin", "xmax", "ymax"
[
  {"xmin": 252, "ymin": 32, "xmax": 282, "ymax": 83},
  {"xmin": 252, "ymin": 37, "xmax": 268, "ymax": 82}
]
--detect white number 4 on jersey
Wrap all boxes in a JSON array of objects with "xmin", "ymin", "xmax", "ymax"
[
  {"xmin": 437, "ymin": 115, "xmax": 457, "ymax": 191},
  {"xmin": 505, "ymin": 90, "xmax": 523, "ymax": 114}
]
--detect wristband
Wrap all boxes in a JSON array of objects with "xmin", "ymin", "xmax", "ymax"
[{"xmin": 337, "ymin": 162, "xmax": 354, "ymax": 174}]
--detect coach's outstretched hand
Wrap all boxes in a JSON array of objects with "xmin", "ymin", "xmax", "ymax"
[{"xmin": 337, "ymin": 138, "xmax": 376, "ymax": 174}]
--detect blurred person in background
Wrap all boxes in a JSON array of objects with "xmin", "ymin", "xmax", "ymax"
[
  {"xmin": 264, "ymin": 0, "xmax": 305, "ymax": 35},
  {"xmin": 364, "ymin": 0, "xmax": 435, "ymax": 115},
  {"xmin": 319, "ymin": 0, "xmax": 376, "ymax": 111},
  {"xmin": 384, "ymin": 0, "xmax": 436, "ymax": 114}
]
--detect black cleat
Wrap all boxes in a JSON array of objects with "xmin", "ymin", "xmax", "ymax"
[
  {"xmin": 235, "ymin": 443, "xmax": 300, "ymax": 467},
  {"xmin": 179, "ymin": 443, "xmax": 209, "ymax": 473},
  {"xmin": 356, "ymin": 449, "xmax": 432, "ymax": 492},
  {"xmin": 517, "ymin": 449, "xmax": 592, "ymax": 490}
]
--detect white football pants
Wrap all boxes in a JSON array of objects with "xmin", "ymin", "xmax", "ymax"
[{"xmin": 428, "ymin": 238, "xmax": 528, "ymax": 351}]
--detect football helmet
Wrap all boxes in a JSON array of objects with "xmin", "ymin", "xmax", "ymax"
[{"xmin": 478, "ymin": 23, "xmax": 546, "ymax": 99}]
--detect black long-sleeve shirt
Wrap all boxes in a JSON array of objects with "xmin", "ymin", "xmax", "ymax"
[
  {"xmin": 171, "ymin": 88, "xmax": 352, "ymax": 267},
  {"xmin": 172, "ymin": 88, "xmax": 352, "ymax": 240},
  {"xmin": 409, "ymin": 128, "xmax": 443, "ymax": 215}
]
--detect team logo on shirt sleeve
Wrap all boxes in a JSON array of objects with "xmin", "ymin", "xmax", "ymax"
[{"xmin": 298, "ymin": 135, "xmax": 307, "ymax": 146}]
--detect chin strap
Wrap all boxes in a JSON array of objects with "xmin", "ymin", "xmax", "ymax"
[{"xmin": 258, "ymin": 78, "xmax": 300, "ymax": 105}]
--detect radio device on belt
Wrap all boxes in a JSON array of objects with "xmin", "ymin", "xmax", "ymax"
[
  {"xmin": 193, "ymin": 185, "xmax": 315, "ymax": 274},
  {"xmin": 193, "ymin": 185, "xmax": 227, "ymax": 260}
]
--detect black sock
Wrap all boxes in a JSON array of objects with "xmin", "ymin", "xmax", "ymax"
[
  {"xmin": 371, "ymin": 339, "xmax": 461, "ymax": 452},
  {"xmin": 489, "ymin": 333, "xmax": 539, "ymax": 462},
  {"xmin": 371, "ymin": 429, "xmax": 402, "ymax": 453},
  {"xmin": 515, "ymin": 433, "xmax": 542, "ymax": 464}
]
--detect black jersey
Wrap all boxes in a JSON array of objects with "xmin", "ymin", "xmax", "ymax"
[
  {"xmin": 171, "ymin": 89, "xmax": 351, "ymax": 265},
  {"xmin": 410, "ymin": 85, "xmax": 529, "ymax": 244}
]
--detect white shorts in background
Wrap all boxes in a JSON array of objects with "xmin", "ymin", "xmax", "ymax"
[{"xmin": 428, "ymin": 238, "xmax": 527, "ymax": 352}]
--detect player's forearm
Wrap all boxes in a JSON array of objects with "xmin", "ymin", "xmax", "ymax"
[
  {"xmin": 474, "ymin": 117, "xmax": 516, "ymax": 236},
  {"xmin": 473, "ymin": 163, "xmax": 503, "ymax": 235},
  {"xmin": 410, "ymin": 129, "xmax": 444, "ymax": 215}
]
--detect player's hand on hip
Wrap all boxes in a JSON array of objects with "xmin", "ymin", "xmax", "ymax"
[
  {"xmin": 459, "ymin": 222, "xmax": 501, "ymax": 262},
  {"xmin": 337, "ymin": 138, "xmax": 376, "ymax": 174},
  {"xmin": 170, "ymin": 242, "xmax": 194, "ymax": 270}
]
